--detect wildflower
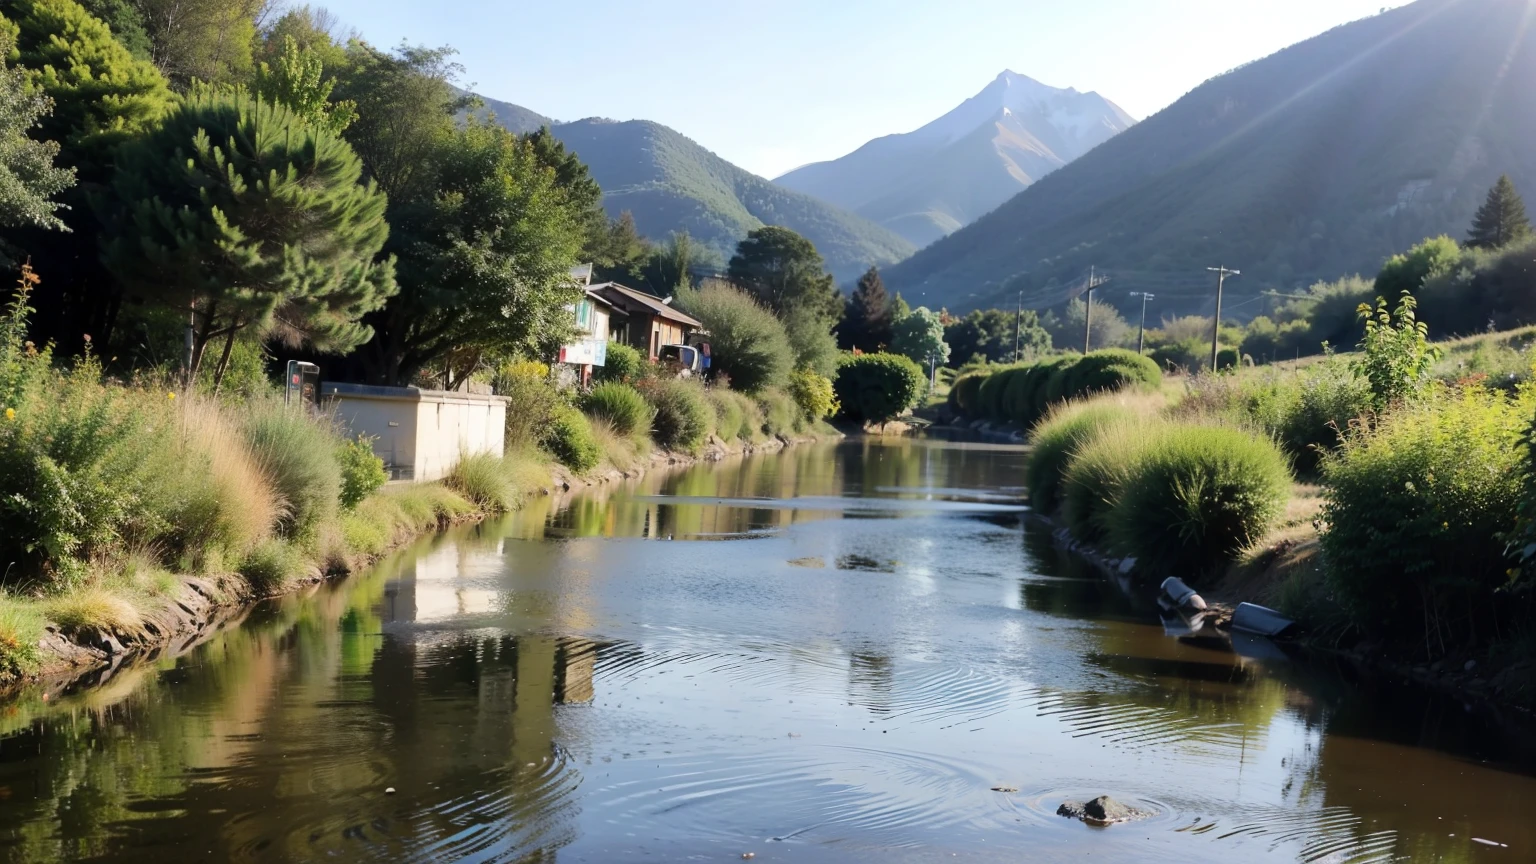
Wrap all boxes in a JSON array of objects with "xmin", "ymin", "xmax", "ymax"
[
  {"xmin": 167, "ymin": 392, "xmax": 176, "ymax": 401},
  {"xmin": 3, "ymin": 407, "xmax": 13, "ymax": 421}
]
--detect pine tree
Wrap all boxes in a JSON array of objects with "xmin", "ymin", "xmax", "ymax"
[
  {"xmin": 1467, "ymin": 175, "xmax": 1533, "ymax": 250},
  {"xmin": 100, "ymin": 87, "xmax": 395, "ymax": 388},
  {"xmin": 842, "ymin": 265, "xmax": 892, "ymax": 351},
  {"xmin": 0, "ymin": 27, "xmax": 73, "ymax": 236}
]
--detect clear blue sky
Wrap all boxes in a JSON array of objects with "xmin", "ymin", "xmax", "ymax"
[{"xmin": 313, "ymin": 0, "xmax": 1398, "ymax": 178}]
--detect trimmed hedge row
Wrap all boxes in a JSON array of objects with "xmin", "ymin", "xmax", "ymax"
[{"xmin": 956, "ymin": 351, "xmax": 1161, "ymax": 426}]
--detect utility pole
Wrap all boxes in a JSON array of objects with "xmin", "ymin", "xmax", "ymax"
[
  {"xmin": 1013, "ymin": 288, "xmax": 1023, "ymax": 362},
  {"xmin": 1081, "ymin": 266, "xmax": 1109, "ymax": 353},
  {"xmin": 1206, "ymin": 266, "xmax": 1240, "ymax": 371},
  {"xmin": 1130, "ymin": 291, "xmax": 1155, "ymax": 354}
]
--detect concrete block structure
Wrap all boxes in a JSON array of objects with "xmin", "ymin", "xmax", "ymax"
[{"xmin": 323, "ymin": 383, "xmax": 508, "ymax": 482}]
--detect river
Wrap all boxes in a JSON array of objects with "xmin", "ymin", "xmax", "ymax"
[{"xmin": 0, "ymin": 436, "xmax": 1532, "ymax": 863}]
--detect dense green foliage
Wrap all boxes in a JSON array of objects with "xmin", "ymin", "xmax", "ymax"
[
  {"xmin": 595, "ymin": 341, "xmax": 645, "ymax": 384},
  {"xmin": 1319, "ymin": 388, "xmax": 1527, "ymax": 649},
  {"xmin": 883, "ymin": 1, "xmax": 1536, "ymax": 315},
  {"xmin": 889, "ymin": 305, "xmax": 949, "ymax": 368},
  {"xmin": 526, "ymin": 117, "xmax": 914, "ymax": 282},
  {"xmin": 1024, "ymin": 402, "xmax": 1138, "ymax": 514},
  {"xmin": 675, "ymin": 280, "xmax": 793, "ymax": 393},
  {"xmin": 640, "ymin": 378, "xmax": 712, "ymax": 453},
  {"xmin": 833, "ymin": 352, "xmax": 925, "ymax": 424},
  {"xmin": 1107, "ymin": 424, "xmax": 1291, "ymax": 576},
  {"xmin": 337, "ymin": 436, "xmax": 388, "ymax": 509},
  {"xmin": 756, "ymin": 387, "xmax": 803, "ymax": 437},
  {"xmin": 948, "ymin": 370, "xmax": 986, "ymax": 415},
  {"xmin": 945, "ymin": 308, "xmax": 1049, "ymax": 365},
  {"xmin": 706, "ymin": 388, "xmax": 759, "ymax": 442},
  {"xmin": 241, "ymin": 399, "xmax": 343, "ymax": 539},
  {"xmin": 542, "ymin": 405, "xmax": 600, "ymax": 473},
  {"xmin": 953, "ymin": 350, "xmax": 1161, "ymax": 427},
  {"xmin": 101, "ymin": 87, "xmax": 395, "ymax": 388},
  {"xmin": 1353, "ymin": 292, "xmax": 1440, "ymax": 408},
  {"xmin": 788, "ymin": 367, "xmax": 837, "ymax": 422},
  {"xmin": 493, "ymin": 360, "xmax": 560, "ymax": 452},
  {"xmin": 581, "ymin": 382, "xmax": 654, "ymax": 438},
  {"xmin": 0, "ymin": 28, "xmax": 72, "ymax": 236}
]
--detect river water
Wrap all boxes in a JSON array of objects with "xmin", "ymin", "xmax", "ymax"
[{"xmin": 0, "ymin": 437, "xmax": 1533, "ymax": 863}]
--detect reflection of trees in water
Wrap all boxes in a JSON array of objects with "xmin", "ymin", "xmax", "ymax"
[
  {"xmin": 847, "ymin": 648, "xmax": 896, "ymax": 716},
  {"xmin": 0, "ymin": 560, "xmax": 605, "ymax": 862}
]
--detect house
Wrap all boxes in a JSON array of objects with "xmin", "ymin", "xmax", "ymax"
[
  {"xmin": 323, "ymin": 383, "xmax": 507, "ymax": 482},
  {"xmin": 557, "ymin": 287, "xmax": 619, "ymax": 386},
  {"xmin": 591, "ymin": 282, "xmax": 704, "ymax": 362}
]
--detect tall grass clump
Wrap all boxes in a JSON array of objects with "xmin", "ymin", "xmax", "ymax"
[
  {"xmin": 1061, "ymin": 420, "xmax": 1157, "ymax": 543},
  {"xmin": 1320, "ymin": 387, "xmax": 1526, "ymax": 651},
  {"xmin": 758, "ymin": 387, "xmax": 803, "ymax": 437},
  {"xmin": 444, "ymin": 452, "xmax": 528, "ymax": 511},
  {"xmin": 1108, "ymin": 424, "xmax": 1291, "ymax": 576},
  {"xmin": 543, "ymin": 404, "xmax": 601, "ymax": 472},
  {"xmin": 161, "ymin": 397, "xmax": 283, "ymax": 567},
  {"xmin": 641, "ymin": 378, "xmax": 713, "ymax": 453},
  {"xmin": 580, "ymin": 382, "xmax": 654, "ymax": 438},
  {"xmin": 239, "ymin": 538, "xmax": 309, "ymax": 595},
  {"xmin": 240, "ymin": 398, "xmax": 343, "ymax": 539},
  {"xmin": 342, "ymin": 484, "xmax": 474, "ymax": 556},
  {"xmin": 674, "ymin": 280, "xmax": 793, "ymax": 393},
  {"xmin": 707, "ymin": 388, "xmax": 760, "ymax": 442},
  {"xmin": 1025, "ymin": 401, "xmax": 1141, "ymax": 514}
]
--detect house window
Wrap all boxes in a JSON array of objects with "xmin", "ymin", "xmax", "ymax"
[
  {"xmin": 651, "ymin": 328, "xmax": 659, "ymax": 359},
  {"xmin": 575, "ymin": 300, "xmax": 592, "ymax": 330}
]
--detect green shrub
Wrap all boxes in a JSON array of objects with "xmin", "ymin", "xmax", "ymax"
[
  {"xmin": 581, "ymin": 382, "xmax": 654, "ymax": 438},
  {"xmin": 675, "ymin": 281, "xmax": 793, "ymax": 393},
  {"xmin": 1033, "ymin": 356, "xmax": 1077, "ymax": 418},
  {"xmin": 788, "ymin": 367, "xmax": 837, "ymax": 421},
  {"xmin": 239, "ymin": 539, "xmax": 307, "ymax": 594},
  {"xmin": 1025, "ymin": 402, "xmax": 1139, "ymax": 514},
  {"xmin": 595, "ymin": 341, "xmax": 645, "ymax": 384},
  {"xmin": 642, "ymin": 378, "xmax": 713, "ymax": 453},
  {"xmin": 1108, "ymin": 424, "xmax": 1291, "ymax": 576},
  {"xmin": 706, "ymin": 389, "xmax": 761, "ymax": 442},
  {"xmin": 495, "ymin": 360, "xmax": 562, "ymax": 452},
  {"xmin": 337, "ymin": 435, "xmax": 387, "ymax": 509},
  {"xmin": 242, "ymin": 401, "xmax": 342, "ymax": 539},
  {"xmin": 542, "ymin": 405, "xmax": 601, "ymax": 472},
  {"xmin": 949, "ymin": 371, "xmax": 986, "ymax": 417},
  {"xmin": 998, "ymin": 367, "xmax": 1035, "ymax": 424},
  {"xmin": 1320, "ymin": 388, "xmax": 1525, "ymax": 646},
  {"xmin": 1061, "ymin": 350, "xmax": 1162, "ymax": 399},
  {"xmin": 1062, "ymin": 421, "xmax": 1154, "ymax": 543},
  {"xmin": 758, "ymin": 387, "xmax": 803, "ymax": 437},
  {"xmin": 834, "ymin": 352, "xmax": 925, "ymax": 424},
  {"xmin": 975, "ymin": 367, "xmax": 1015, "ymax": 420}
]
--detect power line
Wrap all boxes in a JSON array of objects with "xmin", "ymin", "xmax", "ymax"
[{"xmin": 1207, "ymin": 266, "xmax": 1241, "ymax": 369}]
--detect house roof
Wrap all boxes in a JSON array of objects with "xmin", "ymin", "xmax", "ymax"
[
  {"xmin": 591, "ymin": 282, "xmax": 703, "ymax": 329},
  {"xmin": 582, "ymin": 287, "xmax": 619, "ymax": 310}
]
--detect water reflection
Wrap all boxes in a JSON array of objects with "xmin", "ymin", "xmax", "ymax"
[{"xmin": 0, "ymin": 437, "xmax": 1533, "ymax": 863}]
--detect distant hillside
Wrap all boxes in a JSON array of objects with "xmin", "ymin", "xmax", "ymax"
[
  {"xmin": 474, "ymin": 92, "xmax": 552, "ymax": 134},
  {"xmin": 777, "ymin": 71, "xmax": 1135, "ymax": 247},
  {"xmin": 473, "ymin": 100, "xmax": 916, "ymax": 282},
  {"xmin": 883, "ymin": 0, "xmax": 1536, "ymax": 317}
]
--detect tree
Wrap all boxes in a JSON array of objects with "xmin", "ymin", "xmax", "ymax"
[
  {"xmin": 100, "ymin": 87, "xmax": 395, "ymax": 388},
  {"xmin": 526, "ymin": 124, "xmax": 608, "ymax": 263},
  {"xmin": 257, "ymin": 4, "xmax": 349, "ymax": 69},
  {"xmin": 588, "ymin": 211, "xmax": 649, "ymax": 283},
  {"xmin": 674, "ymin": 279, "xmax": 793, "ymax": 393},
  {"xmin": 1375, "ymin": 235, "xmax": 1462, "ymax": 297},
  {"xmin": 0, "ymin": 27, "xmax": 74, "ymax": 238},
  {"xmin": 75, "ymin": 0, "xmax": 150, "ymax": 59},
  {"xmin": 727, "ymin": 225, "xmax": 841, "ymax": 323},
  {"xmin": 360, "ymin": 122, "xmax": 586, "ymax": 387},
  {"xmin": 890, "ymin": 305, "xmax": 949, "ymax": 369},
  {"xmin": 1041, "ymin": 297, "xmax": 1132, "ymax": 351},
  {"xmin": 1, "ymin": 0, "xmax": 174, "ymax": 182},
  {"xmin": 1467, "ymin": 175, "xmax": 1532, "ymax": 250},
  {"xmin": 333, "ymin": 40, "xmax": 468, "ymax": 206},
  {"xmin": 134, "ymin": 0, "xmax": 263, "ymax": 89},
  {"xmin": 840, "ymin": 265, "xmax": 891, "ymax": 351},
  {"xmin": 252, "ymin": 35, "xmax": 356, "ymax": 134},
  {"xmin": 945, "ymin": 308, "xmax": 1048, "ymax": 365},
  {"xmin": 0, "ymin": 0, "xmax": 175, "ymax": 350}
]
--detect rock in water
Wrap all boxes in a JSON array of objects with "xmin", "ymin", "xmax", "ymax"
[{"xmin": 1057, "ymin": 795, "xmax": 1142, "ymax": 825}]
